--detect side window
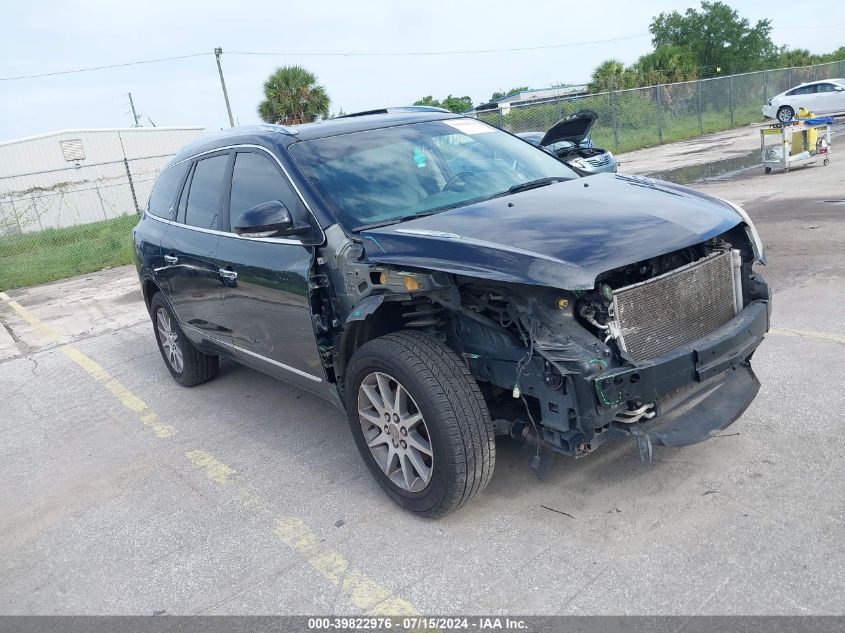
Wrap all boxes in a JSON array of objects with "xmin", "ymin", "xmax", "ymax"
[
  {"xmin": 147, "ymin": 163, "xmax": 187, "ymax": 219},
  {"xmin": 228, "ymin": 151, "xmax": 305, "ymax": 229},
  {"xmin": 816, "ymin": 83, "xmax": 836, "ymax": 93},
  {"xmin": 788, "ymin": 85, "xmax": 817, "ymax": 96},
  {"xmin": 185, "ymin": 154, "xmax": 229, "ymax": 230}
]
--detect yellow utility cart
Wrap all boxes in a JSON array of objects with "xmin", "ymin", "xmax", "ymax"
[{"xmin": 761, "ymin": 117, "xmax": 832, "ymax": 174}]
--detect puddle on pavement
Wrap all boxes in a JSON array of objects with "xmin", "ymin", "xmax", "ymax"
[{"xmin": 647, "ymin": 150, "xmax": 762, "ymax": 185}]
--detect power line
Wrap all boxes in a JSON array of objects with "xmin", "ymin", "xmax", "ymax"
[
  {"xmin": 227, "ymin": 34, "xmax": 651, "ymax": 58},
  {"xmin": 0, "ymin": 37, "xmax": 649, "ymax": 83},
  {"xmin": 0, "ymin": 53, "xmax": 211, "ymax": 82}
]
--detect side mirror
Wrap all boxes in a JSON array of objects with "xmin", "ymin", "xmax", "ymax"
[
  {"xmin": 835, "ymin": 86, "xmax": 845, "ymax": 92},
  {"xmin": 233, "ymin": 200, "xmax": 308, "ymax": 238}
]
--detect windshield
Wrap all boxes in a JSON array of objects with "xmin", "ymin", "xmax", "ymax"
[{"xmin": 288, "ymin": 118, "xmax": 578, "ymax": 231}]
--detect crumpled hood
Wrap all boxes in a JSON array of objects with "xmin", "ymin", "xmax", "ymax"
[{"xmin": 360, "ymin": 173, "xmax": 743, "ymax": 290}]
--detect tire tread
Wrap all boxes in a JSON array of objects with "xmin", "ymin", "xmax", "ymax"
[
  {"xmin": 150, "ymin": 293, "xmax": 218, "ymax": 387},
  {"xmin": 346, "ymin": 330, "xmax": 495, "ymax": 517}
]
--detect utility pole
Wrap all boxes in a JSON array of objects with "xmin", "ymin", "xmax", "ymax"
[
  {"xmin": 214, "ymin": 47, "xmax": 235, "ymax": 128},
  {"xmin": 128, "ymin": 92, "xmax": 141, "ymax": 127}
]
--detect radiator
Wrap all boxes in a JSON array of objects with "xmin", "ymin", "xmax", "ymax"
[{"xmin": 611, "ymin": 250, "xmax": 740, "ymax": 362}]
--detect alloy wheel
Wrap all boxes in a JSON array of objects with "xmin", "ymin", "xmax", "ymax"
[
  {"xmin": 156, "ymin": 307, "xmax": 184, "ymax": 373},
  {"xmin": 357, "ymin": 371, "xmax": 433, "ymax": 492}
]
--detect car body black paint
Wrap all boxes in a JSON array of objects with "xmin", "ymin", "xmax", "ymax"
[
  {"xmin": 134, "ymin": 111, "xmax": 769, "ymax": 475},
  {"xmin": 360, "ymin": 173, "xmax": 742, "ymax": 289}
]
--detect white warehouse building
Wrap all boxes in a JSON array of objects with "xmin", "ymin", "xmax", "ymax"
[{"xmin": 0, "ymin": 127, "xmax": 205, "ymax": 235}]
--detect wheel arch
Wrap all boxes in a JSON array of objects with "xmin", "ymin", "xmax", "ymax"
[
  {"xmin": 335, "ymin": 300, "xmax": 408, "ymax": 386},
  {"xmin": 141, "ymin": 277, "xmax": 162, "ymax": 314}
]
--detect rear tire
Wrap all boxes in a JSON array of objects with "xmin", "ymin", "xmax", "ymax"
[
  {"xmin": 344, "ymin": 331, "xmax": 495, "ymax": 517},
  {"xmin": 776, "ymin": 106, "xmax": 794, "ymax": 123},
  {"xmin": 150, "ymin": 293, "xmax": 218, "ymax": 387}
]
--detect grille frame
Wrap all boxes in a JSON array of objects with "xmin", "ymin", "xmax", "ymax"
[
  {"xmin": 610, "ymin": 250, "xmax": 739, "ymax": 362},
  {"xmin": 585, "ymin": 153, "xmax": 611, "ymax": 167}
]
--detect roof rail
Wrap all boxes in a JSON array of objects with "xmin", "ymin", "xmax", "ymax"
[{"xmin": 337, "ymin": 105, "xmax": 451, "ymax": 118}]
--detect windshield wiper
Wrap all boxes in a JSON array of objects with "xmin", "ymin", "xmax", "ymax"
[
  {"xmin": 507, "ymin": 177, "xmax": 565, "ymax": 194},
  {"xmin": 352, "ymin": 210, "xmax": 440, "ymax": 232}
]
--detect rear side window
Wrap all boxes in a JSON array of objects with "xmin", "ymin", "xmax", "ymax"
[
  {"xmin": 185, "ymin": 154, "xmax": 229, "ymax": 230},
  {"xmin": 816, "ymin": 83, "xmax": 837, "ymax": 93},
  {"xmin": 228, "ymin": 151, "xmax": 304, "ymax": 229},
  {"xmin": 147, "ymin": 164, "xmax": 186, "ymax": 219},
  {"xmin": 787, "ymin": 85, "xmax": 817, "ymax": 96}
]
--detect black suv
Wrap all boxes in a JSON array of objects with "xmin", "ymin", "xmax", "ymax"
[{"xmin": 134, "ymin": 108, "xmax": 770, "ymax": 516}]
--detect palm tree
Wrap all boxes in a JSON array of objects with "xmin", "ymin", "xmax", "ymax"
[
  {"xmin": 631, "ymin": 45, "xmax": 699, "ymax": 86},
  {"xmin": 257, "ymin": 66, "xmax": 330, "ymax": 125},
  {"xmin": 588, "ymin": 59, "xmax": 631, "ymax": 93}
]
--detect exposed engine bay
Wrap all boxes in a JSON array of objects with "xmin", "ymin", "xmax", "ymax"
[{"xmin": 312, "ymin": 221, "xmax": 770, "ymax": 469}]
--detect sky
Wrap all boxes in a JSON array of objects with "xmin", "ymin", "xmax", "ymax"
[{"xmin": 1, "ymin": 0, "xmax": 843, "ymax": 141}]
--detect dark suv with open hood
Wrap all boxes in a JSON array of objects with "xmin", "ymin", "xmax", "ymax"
[{"xmin": 134, "ymin": 108, "xmax": 770, "ymax": 516}]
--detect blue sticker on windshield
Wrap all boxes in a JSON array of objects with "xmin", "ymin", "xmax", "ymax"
[{"xmin": 413, "ymin": 147, "xmax": 427, "ymax": 168}]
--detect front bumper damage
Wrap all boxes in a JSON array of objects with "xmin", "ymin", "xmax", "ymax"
[
  {"xmin": 525, "ymin": 300, "xmax": 769, "ymax": 459},
  {"xmin": 597, "ymin": 301, "xmax": 767, "ymax": 450}
]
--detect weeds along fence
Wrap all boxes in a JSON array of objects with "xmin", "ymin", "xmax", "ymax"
[
  {"xmin": 0, "ymin": 127, "xmax": 204, "ymax": 291},
  {"xmin": 471, "ymin": 60, "xmax": 845, "ymax": 154}
]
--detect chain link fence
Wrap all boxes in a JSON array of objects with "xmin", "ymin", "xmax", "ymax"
[
  {"xmin": 0, "ymin": 128, "xmax": 203, "ymax": 291},
  {"xmin": 2, "ymin": 60, "xmax": 844, "ymax": 291},
  {"xmin": 472, "ymin": 60, "xmax": 845, "ymax": 154}
]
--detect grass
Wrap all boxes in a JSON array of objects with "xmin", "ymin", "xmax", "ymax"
[
  {"xmin": 0, "ymin": 214, "xmax": 138, "ymax": 292},
  {"xmin": 591, "ymin": 106, "xmax": 765, "ymax": 155}
]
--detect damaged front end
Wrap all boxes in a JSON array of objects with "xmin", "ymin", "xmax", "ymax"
[
  {"xmin": 320, "ymin": 221, "xmax": 770, "ymax": 466},
  {"xmin": 455, "ymin": 231, "xmax": 769, "ymax": 462}
]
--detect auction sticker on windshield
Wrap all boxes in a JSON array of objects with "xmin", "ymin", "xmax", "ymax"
[{"xmin": 443, "ymin": 118, "xmax": 494, "ymax": 134}]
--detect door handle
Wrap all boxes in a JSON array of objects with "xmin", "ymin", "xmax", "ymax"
[
  {"xmin": 163, "ymin": 254, "xmax": 178, "ymax": 264},
  {"xmin": 218, "ymin": 268, "xmax": 238, "ymax": 280}
]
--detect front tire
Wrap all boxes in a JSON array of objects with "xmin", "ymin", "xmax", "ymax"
[
  {"xmin": 150, "ymin": 293, "xmax": 218, "ymax": 387},
  {"xmin": 777, "ymin": 106, "xmax": 794, "ymax": 123},
  {"xmin": 344, "ymin": 331, "xmax": 495, "ymax": 517}
]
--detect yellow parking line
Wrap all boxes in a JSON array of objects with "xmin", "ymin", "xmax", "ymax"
[
  {"xmin": 186, "ymin": 450, "xmax": 237, "ymax": 484},
  {"xmin": 180, "ymin": 449, "xmax": 419, "ymax": 615},
  {"xmin": 274, "ymin": 517, "xmax": 418, "ymax": 615},
  {"xmin": 1, "ymin": 290, "xmax": 418, "ymax": 615},
  {"xmin": 770, "ymin": 327, "xmax": 845, "ymax": 345},
  {"xmin": 0, "ymin": 291, "xmax": 175, "ymax": 438}
]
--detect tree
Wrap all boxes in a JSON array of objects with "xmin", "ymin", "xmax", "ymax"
[
  {"xmin": 772, "ymin": 47, "xmax": 820, "ymax": 68},
  {"xmin": 490, "ymin": 86, "xmax": 528, "ymax": 101},
  {"xmin": 440, "ymin": 95, "xmax": 473, "ymax": 113},
  {"xmin": 650, "ymin": 1, "xmax": 776, "ymax": 75},
  {"xmin": 822, "ymin": 46, "xmax": 845, "ymax": 62},
  {"xmin": 413, "ymin": 95, "xmax": 442, "ymax": 108},
  {"xmin": 588, "ymin": 59, "xmax": 633, "ymax": 92},
  {"xmin": 257, "ymin": 66, "xmax": 330, "ymax": 125},
  {"xmin": 630, "ymin": 45, "xmax": 699, "ymax": 86},
  {"xmin": 413, "ymin": 94, "xmax": 473, "ymax": 113}
]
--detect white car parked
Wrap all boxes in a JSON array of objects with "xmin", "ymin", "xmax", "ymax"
[{"xmin": 763, "ymin": 79, "xmax": 845, "ymax": 122}]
